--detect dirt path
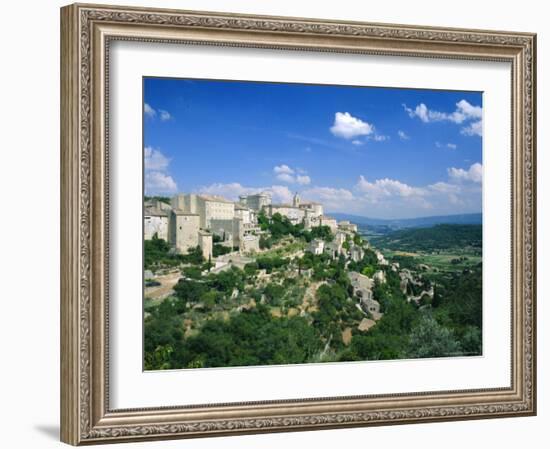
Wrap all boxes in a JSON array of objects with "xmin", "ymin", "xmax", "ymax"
[
  {"xmin": 144, "ymin": 271, "xmax": 181, "ymax": 301},
  {"xmin": 300, "ymin": 280, "xmax": 325, "ymax": 314}
]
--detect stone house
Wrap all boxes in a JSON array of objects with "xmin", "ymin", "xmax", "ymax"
[{"xmin": 144, "ymin": 207, "xmax": 169, "ymax": 241}]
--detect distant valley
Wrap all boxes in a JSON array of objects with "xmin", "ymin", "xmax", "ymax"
[{"xmin": 329, "ymin": 212, "xmax": 482, "ymax": 235}]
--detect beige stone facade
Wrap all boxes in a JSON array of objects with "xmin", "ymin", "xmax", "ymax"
[
  {"xmin": 241, "ymin": 234, "xmax": 260, "ymax": 253},
  {"xmin": 144, "ymin": 207, "xmax": 169, "ymax": 241},
  {"xmin": 171, "ymin": 193, "xmax": 235, "ymax": 229},
  {"xmin": 319, "ymin": 215, "xmax": 338, "ymax": 232},
  {"xmin": 234, "ymin": 204, "xmax": 256, "ymax": 225},
  {"xmin": 267, "ymin": 204, "xmax": 306, "ymax": 225},
  {"xmin": 238, "ymin": 192, "xmax": 272, "ymax": 211},
  {"xmin": 307, "ymin": 238, "xmax": 325, "ymax": 255},
  {"xmin": 338, "ymin": 220, "xmax": 358, "ymax": 233},
  {"xmin": 198, "ymin": 231, "xmax": 213, "ymax": 260},
  {"xmin": 169, "ymin": 211, "xmax": 200, "ymax": 254}
]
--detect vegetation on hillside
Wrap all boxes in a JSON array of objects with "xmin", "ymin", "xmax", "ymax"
[
  {"xmin": 144, "ymin": 195, "xmax": 171, "ymax": 205},
  {"xmin": 144, "ymin": 234, "xmax": 204, "ymax": 270},
  {"xmin": 144, "ymin": 221, "xmax": 483, "ymax": 369},
  {"xmin": 370, "ymin": 224, "xmax": 482, "ymax": 252}
]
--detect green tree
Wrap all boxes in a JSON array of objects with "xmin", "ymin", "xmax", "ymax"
[{"xmin": 406, "ymin": 315, "xmax": 461, "ymax": 358}]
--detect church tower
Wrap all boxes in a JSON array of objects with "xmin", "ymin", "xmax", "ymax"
[{"xmin": 293, "ymin": 192, "xmax": 301, "ymax": 208}]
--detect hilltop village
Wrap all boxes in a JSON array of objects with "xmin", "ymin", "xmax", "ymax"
[
  {"xmin": 143, "ymin": 190, "xmax": 463, "ymax": 371},
  {"xmin": 144, "ymin": 191, "xmax": 415, "ymax": 314},
  {"xmin": 145, "ymin": 191, "xmax": 347, "ymax": 260}
]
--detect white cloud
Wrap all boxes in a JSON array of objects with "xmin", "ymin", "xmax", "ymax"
[
  {"xmin": 435, "ymin": 142, "xmax": 458, "ymax": 149},
  {"xmin": 346, "ymin": 163, "xmax": 482, "ymax": 217},
  {"xmin": 273, "ymin": 164, "xmax": 311, "ymax": 184},
  {"xmin": 330, "ymin": 112, "xmax": 374, "ymax": 139},
  {"xmin": 276, "ymin": 173, "xmax": 296, "ymax": 183},
  {"xmin": 198, "ymin": 183, "xmax": 294, "ymax": 204},
  {"xmin": 448, "ymin": 163, "xmax": 483, "ymax": 183},
  {"xmin": 159, "ymin": 110, "xmax": 172, "ymax": 121},
  {"xmin": 144, "ymin": 103, "xmax": 173, "ymax": 121},
  {"xmin": 198, "ymin": 161, "xmax": 482, "ymax": 219},
  {"xmin": 144, "ymin": 146, "xmax": 170, "ymax": 171},
  {"xmin": 427, "ymin": 181, "xmax": 461, "ymax": 194},
  {"xmin": 403, "ymin": 99, "xmax": 482, "ymax": 136},
  {"xmin": 301, "ymin": 186, "xmax": 355, "ymax": 210},
  {"xmin": 398, "ymin": 130, "xmax": 410, "ymax": 140},
  {"xmin": 351, "ymin": 140, "xmax": 364, "ymax": 146},
  {"xmin": 198, "ymin": 182, "xmax": 254, "ymax": 199},
  {"xmin": 144, "ymin": 146, "xmax": 177, "ymax": 194},
  {"xmin": 144, "ymin": 103, "xmax": 156, "ymax": 118},
  {"xmin": 269, "ymin": 185, "xmax": 294, "ymax": 203},
  {"xmin": 145, "ymin": 171, "xmax": 177, "ymax": 194},
  {"xmin": 296, "ymin": 175, "xmax": 311, "ymax": 185},
  {"xmin": 461, "ymin": 120, "xmax": 483, "ymax": 137},
  {"xmin": 372, "ymin": 134, "xmax": 389, "ymax": 142},
  {"xmin": 403, "ymin": 103, "xmax": 429, "ymax": 122},
  {"xmin": 456, "ymin": 99, "xmax": 483, "ymax": 121},
  {"xmin": 273, "ymin": 164, "xmax": 294, "ymax": 175},
  {"xmin": 356, "ymin": 176, "xmax": 424, "ymax": 199}
]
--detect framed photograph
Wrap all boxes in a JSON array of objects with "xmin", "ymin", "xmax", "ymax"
[{"xmin": 60, "ymin": 3, "xmax": 537, "ymax": 445}]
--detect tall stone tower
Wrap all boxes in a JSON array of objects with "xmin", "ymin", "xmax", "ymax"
[
  {"xmin": 169, "ymin": 210, "xmax": 200, "ymax": 254},
  {"xmin": 293, "ymin": 192, "xmax": 301, "ymax": 207}
]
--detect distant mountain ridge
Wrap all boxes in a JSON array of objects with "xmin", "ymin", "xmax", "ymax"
[{"xmin": 329, "ymin": 212, "xmax": 482, "ymax": 229}]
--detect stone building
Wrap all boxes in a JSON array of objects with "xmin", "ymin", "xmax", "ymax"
[
  {"xmin": 319, "ymin": 215, "xmax": 338, "ymax": 232},
  {"xmin": 210, "ymin": 217, "xmax": 260, "ymax": 253},
  {"xmin": 241, "ymin": 234, "xmax": 260, "ymax": 253},
  {"xmin": 373, "ymin": 270, "xmax": 387, "ymax": 284},
  {"xmin": 144, "ymin": 198, "xmax": 172, "ymax": 212},
  {"xmin": 267, "ymin": 203, "xmax": 306, "ymax": 225},
  {"xmin": 273, "ymin": 204, "xmax": 305, "ymax": 224},
  {"xmin": 349, "ymin": 244, "xmax": 364, "ymax": 262},
  {"xmin": 338, "ymin": 220, "xmax": 358, "ymax": 233},
  {"xmin": 375, "ymin": 250, "xmax": 389, "ymax": 266},
  {"xmin": 361, "ymin": 296, "xmax": 382, "ymax": 319},
  {"xmin": 334, "ymin": 231, "xmax": 347, "ymax": 246},
  {"xmin": 307, "ymin": 238, "xmax": 325, "ymax": 255},
  {"xmin": 171, "ymin": 193, "xmax": 197, "ymax": 212},
  {"xmin": 325, "ymin": 240, "xmax": 343, "ymax": 259},
  {"xmin": 144, "ymin": 207, "xmax": 169, "ymax": 241},
  {"xmin": 169, "ymin": 210, "xmax": 200, "ymax": 254},
  {"xmin": 210, "ymin": 217, "xmax": 241, "ymax": 247},
  {"xmin": 234, "ymin": 204, "xmax": 256, "ymax": 225},
  {"xmin": 198, "ymin": 230, "xmax": 213, "ymax": 260},
  {"xmin": 300, "ymin": 201, "xmax": 323, "ymax": 218},
  {"xmin": 172, "ymin": 193, "xmax": 235, "ymax": 229},
  {"xmin": 348, "ymin": 271, "xmax": 374, "ymax": 300},
  {"xmin": 267, "ymin": 193, "xmax": 327, "ymax": 227},
  {"xmin": 348, "ymin": 271, "xmax": 382, "ymax": 319},
  {"xmin": 199, "ymin": 194, "xmax": 235, "ymax": 229},
  {"xmin": 238, "ymin": 192, "xmax": 272, "ymax": 211}
]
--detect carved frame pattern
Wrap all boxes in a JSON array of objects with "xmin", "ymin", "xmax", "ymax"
[{"xmin": 60, "ymin": 3, "xmax": 536, "ymax": 445}]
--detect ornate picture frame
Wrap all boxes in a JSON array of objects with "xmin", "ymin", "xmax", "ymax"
[{"xmin": 60, "ymin": 3, "xmax": 536, "ymax": 445}]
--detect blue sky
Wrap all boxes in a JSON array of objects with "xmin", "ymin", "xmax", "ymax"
[{"xmin": 144, "ymin": 77, "xmax": 483, "ymax": 219}]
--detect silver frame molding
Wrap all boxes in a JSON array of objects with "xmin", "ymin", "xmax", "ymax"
[{"xmin": 60, "ymin": 3, "xmax": 537, "ymax": 445}]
